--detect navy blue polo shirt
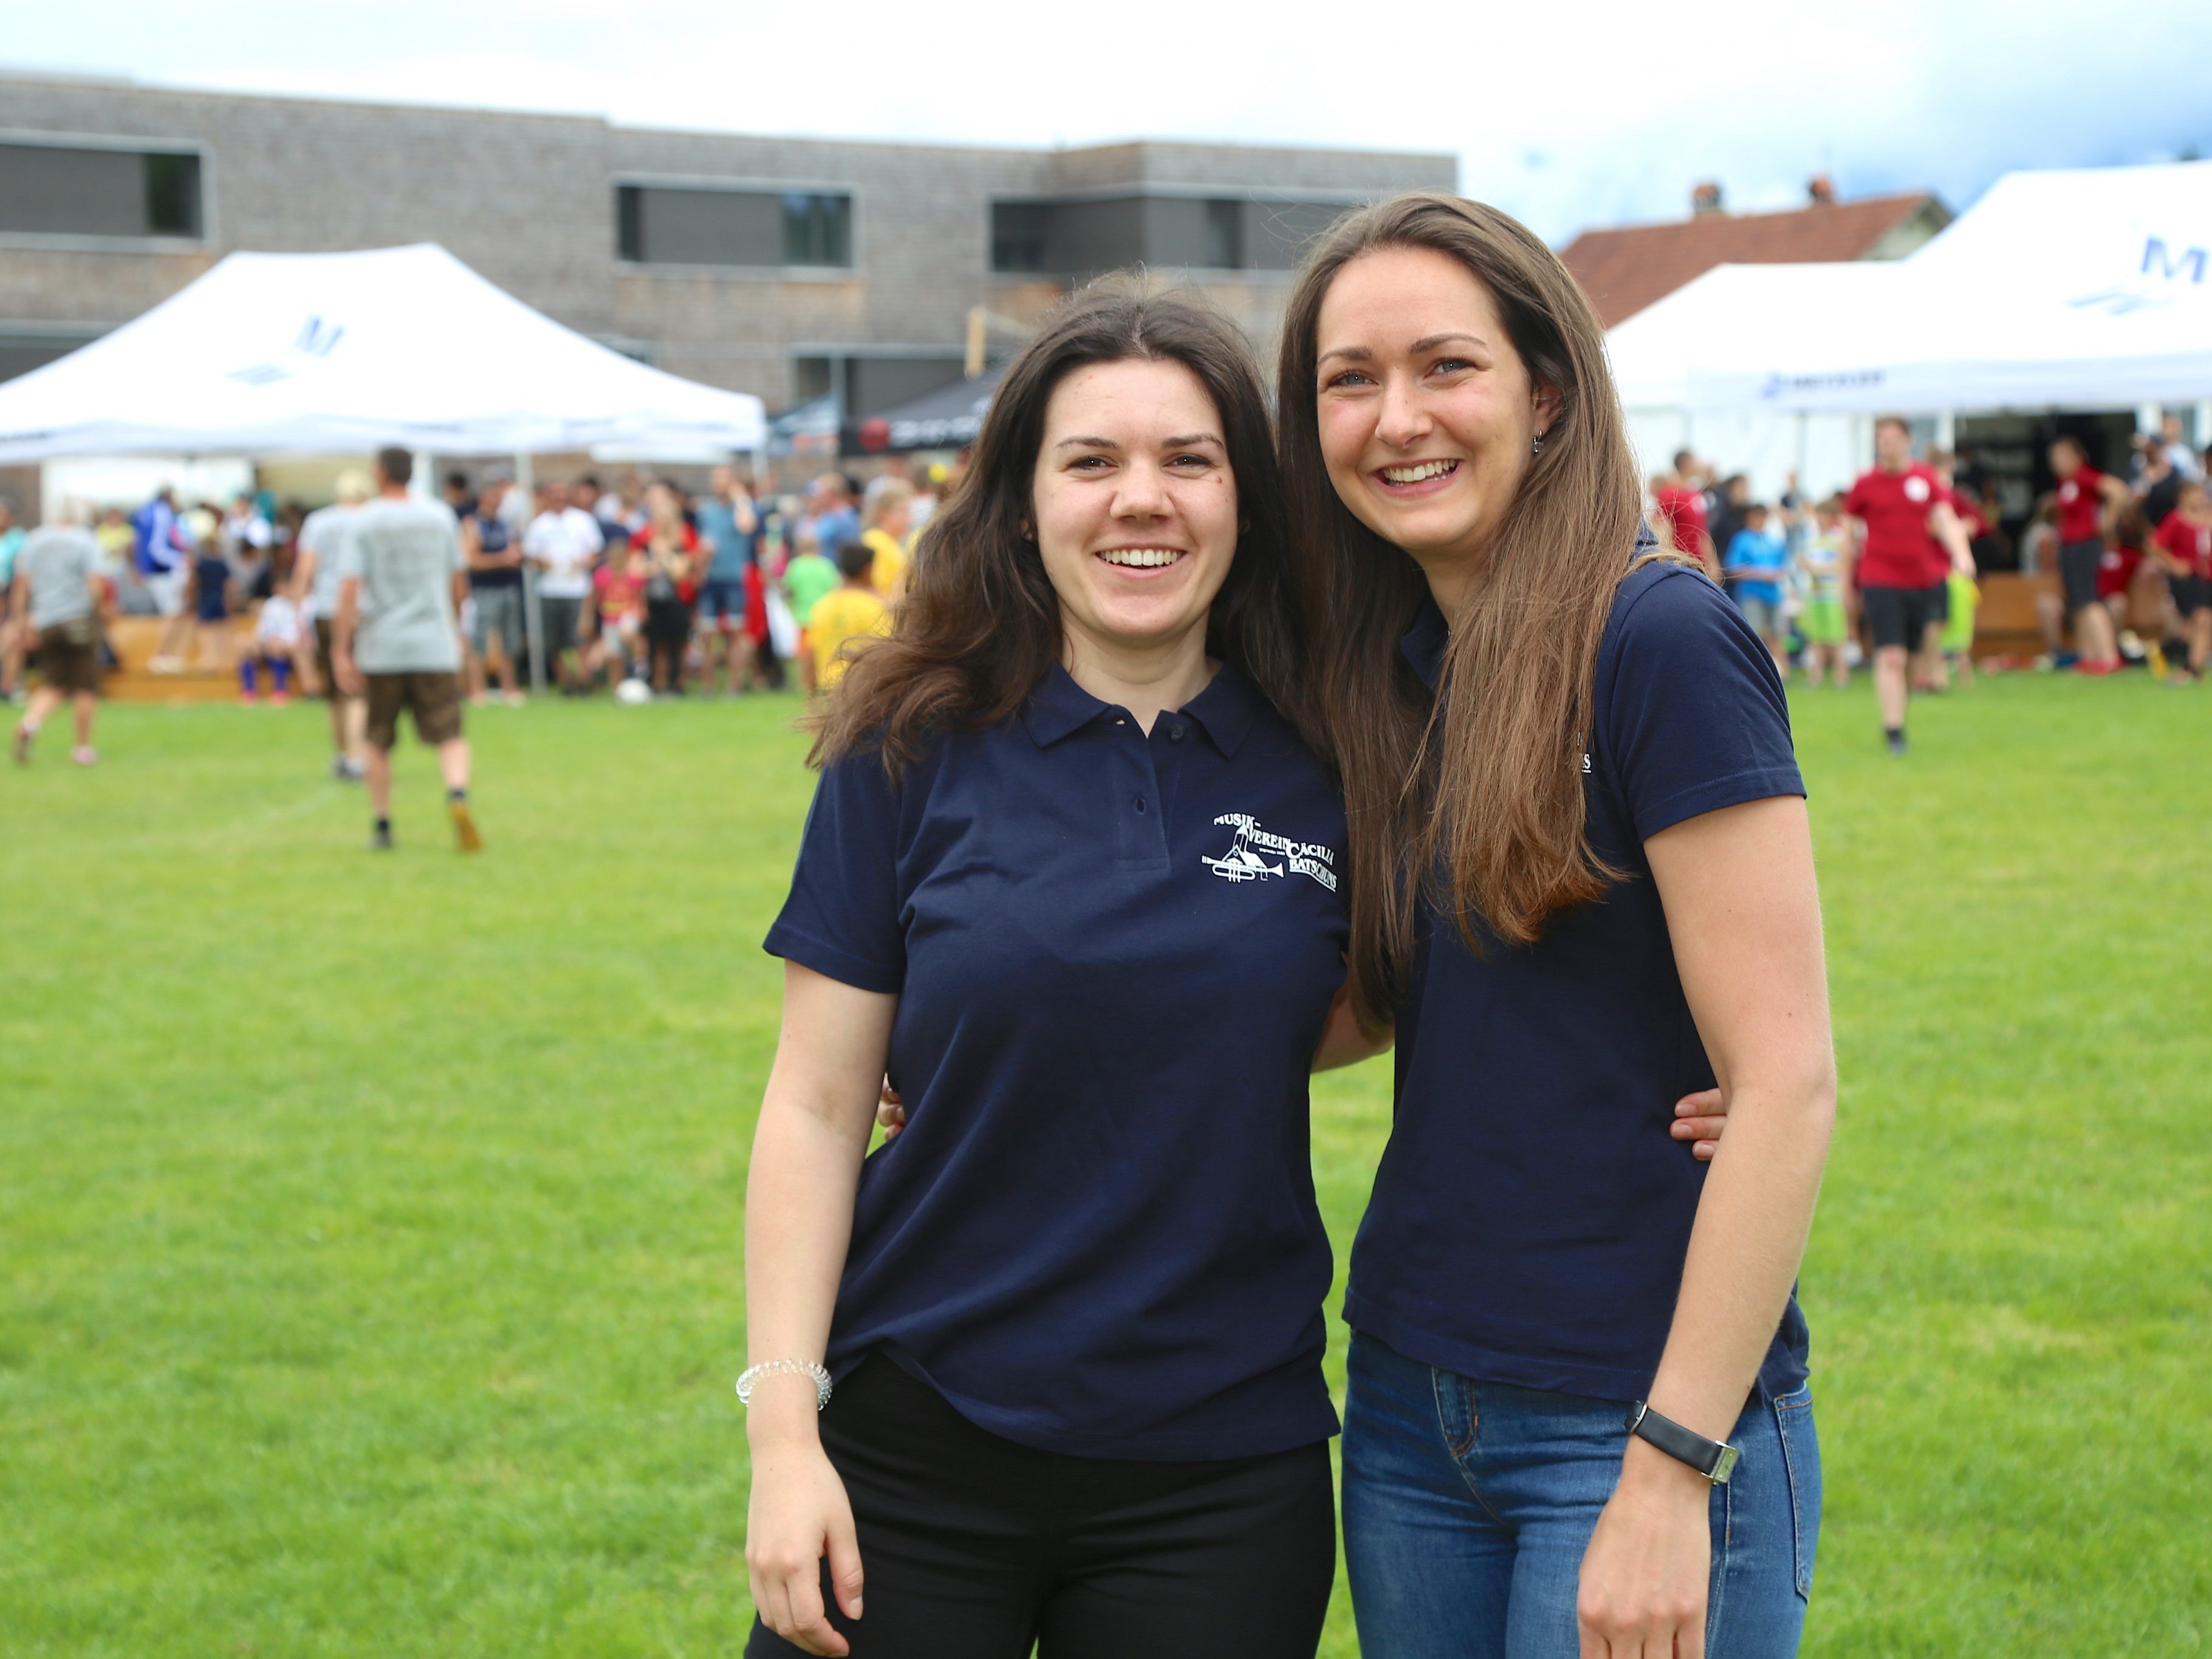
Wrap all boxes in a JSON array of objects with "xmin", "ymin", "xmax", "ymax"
[
  {"xmin": 1346, "ymin": 563, "xmax": 1812, "ymax": 1403},
  {"xmin": 765, "ymin": 662, "xmax": 1347, "ymax": 1460}
]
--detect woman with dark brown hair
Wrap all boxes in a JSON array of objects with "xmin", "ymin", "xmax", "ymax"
[
  {"xmin": 1276, "ymin": 194, "xmax": 1834, "ymax": 1658},
  {"xmin": 738, "ymin": 285, "xmax": 1352, "ymax": 1658}
]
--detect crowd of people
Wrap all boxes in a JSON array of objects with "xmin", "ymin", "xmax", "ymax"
[{"xmin": 1645, "ymin": 414, "xmax": 2212, "ymax": 751}]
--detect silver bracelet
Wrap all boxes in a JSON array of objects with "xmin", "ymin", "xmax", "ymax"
[{"xmin": 736, "ymin": 1358, "xmax": 833, "ymax": 1410}]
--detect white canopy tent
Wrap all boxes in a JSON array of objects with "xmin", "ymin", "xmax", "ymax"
[
  {"xmin": 1677, "ymin": 160, "xmax": 2212, "ymax": 415},
  {"xmin": 0, "ymin": 243, "xmax": 765, "ymax": 461}
]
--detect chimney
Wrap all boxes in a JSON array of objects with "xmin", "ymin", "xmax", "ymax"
[
  {"xmin": 1807, "ymin": 174, "xmax": 1836, "ymax": 206},
  {"xmin": 1691, "ymin": 180, "xmax": 1725, "ymax": 217}
]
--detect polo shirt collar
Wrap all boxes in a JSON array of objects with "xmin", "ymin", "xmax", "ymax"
[
  {"xmin": 1396, "ymin": 527, "xmax": 1661, "ymax": 691},
  {"xmin": 1021, "ymin": 660, "xmax": 1260, "ymax": 758}
]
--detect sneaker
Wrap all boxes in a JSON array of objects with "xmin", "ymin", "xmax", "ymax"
[
  {"xmin": 12, "ymin": 723, "xmax": 32, "ymax": 765},
  {"xmin": 368, "ymin": 824, "xmax": 394, "ymax": 852},
  {"xmin": 69, "ymin": 745, "xmax": 97, "ymax": 767},
  {"xmin": 1885, "ymin": 731, "xmax": 1908, "ymax": 756},
  {"xmin": 449, "ymin": 799, "xmax": 482, "ymax": 853},
  {"xmin": 270, "ymin": 691, "xmax": 291, "ymax": 707}
]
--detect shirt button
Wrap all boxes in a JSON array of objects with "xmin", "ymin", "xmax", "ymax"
[
  {"xmin": 1168, "ymin": 725, "xmax": 1186, "ymax": 741},
  {"xmin": 1134, "ymin": 795, "xmax": 1147, "ymax": 814}
]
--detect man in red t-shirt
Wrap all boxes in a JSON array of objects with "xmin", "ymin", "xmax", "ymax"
[
  {"xmin": 1650, "ymin": 450, "xmax": 1717, "ymax": 578},
  {"xmin": 1843, "ymin": 416, "xmax": 1975, "ymax": 753},
  {"xmin": 2152, "ymin": 479, "xmax": 2212, "ymax": 680},
  {"xmin": 2049, "ymin": 435, "xmax": 2132, "ymax": 673}
]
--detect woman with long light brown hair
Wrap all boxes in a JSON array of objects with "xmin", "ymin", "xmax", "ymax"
[{"xmin": 1276, "ymin": 194, "xmax": 1834, "ymax": 1658}]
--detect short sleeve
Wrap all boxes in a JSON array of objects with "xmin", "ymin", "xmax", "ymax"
[
  {"xmin": 1842, "ymin": 479, "xmax": 1868, "ymax": 518},
  {"xmin": 764, "ymin": 750, "xmax": 907, "ymax": 994},
  {"xmin": 1600, "ymin": 567, "xmax": 1805, "ymax": 843}
]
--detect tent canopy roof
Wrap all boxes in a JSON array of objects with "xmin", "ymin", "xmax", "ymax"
[
  {"xmin": 0, "ymin": 244, "xmax": 765, "ymax": 462},
  {"xmin": 1611, "ymin": 159, "xmax": 2212, "ymax": 415}
]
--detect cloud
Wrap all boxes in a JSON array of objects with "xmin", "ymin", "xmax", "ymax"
[{"xmin": 7, "ymin": 0, "xmax": 2211, "ymax": 244}]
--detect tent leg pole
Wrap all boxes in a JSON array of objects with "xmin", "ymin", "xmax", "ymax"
[{"xmin": 516, "ymin": 451, "xmax": 545, "ymax": 697}]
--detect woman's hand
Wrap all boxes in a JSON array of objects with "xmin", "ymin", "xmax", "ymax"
[
  {"xmin": 1577, "ymin": 1439, "xmax": 1714, "ymax": 1658},
  {"xmin": 745, "ymin": 1398, "xmax": 865, "ymax": 1657},
  {"xmin": 1670, "ymin": 1088, "xmax": 1728, "ymax": 1161}
]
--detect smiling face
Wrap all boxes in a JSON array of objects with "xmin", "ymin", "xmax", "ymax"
[
  {"xmin": 1029, "ymin": 357, "xmax": 1239, "ymax": 666},
  {"xmin": 1313, "ymin": 245, "xmax": 1555, "ymax": 580}
]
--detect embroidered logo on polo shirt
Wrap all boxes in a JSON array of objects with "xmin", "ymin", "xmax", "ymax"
[{"xmin": 1202, "ymin": 813, "xmax": 1338, "ymax": 891}]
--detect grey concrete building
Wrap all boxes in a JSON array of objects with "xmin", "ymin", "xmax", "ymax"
[{"xmin": 0, "ymin": 71, "xmax": 1456, "ymax": 420}]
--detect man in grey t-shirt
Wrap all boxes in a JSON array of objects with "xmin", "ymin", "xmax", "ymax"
[
  {"xmin": 10, "ymin": 511, "xmax": 106, "ymax": 767},
  {"xmin": 293, "ymin": 470, "xmax": 370, "ymax": 781},
  {"xmin": 333, "ymin": 448, "xmax": 480, "ymax": 852}
]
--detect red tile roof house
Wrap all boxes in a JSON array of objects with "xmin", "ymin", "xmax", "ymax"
[{"xmin": 1560, "ymin": 178, "xmax": 1953, "ymax": 327}]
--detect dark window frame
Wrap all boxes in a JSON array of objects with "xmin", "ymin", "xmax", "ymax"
[
  {"xmin": 0, "ymin": 134, "xmax": 209, "ymax": 244},
  {"xmin": 612, "ymin": 179, "xmax": 857, "ymax": 271}
]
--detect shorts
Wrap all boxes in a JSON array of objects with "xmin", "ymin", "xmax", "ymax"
[
  {"xmin": 1925, "ymin": 577, "xmax": 1951, "ymax": 624},
  {"xmin": 539, "ymin": 594, "xmax": 583, "ymax": 662},
  {"xmin": 195, "ymin": 577, "xmax": 230, "ymax": 623},
  {"xmin": 2171, "ymin": 573, "xmax": 2208, "ymax": 618},
  {"xmin": 744, "ymin": 1355, "xmax": 1334, "ymax": 1659},
  {"xmin": 470, "ymin": 584, "xmax": 524, "ymax": 658},
  {"xmin": 145, "ymin": 566, "xmax": 188, "ymax": 618},
  {"xmin": 2060, "ymin": 538, "xmax": 2106, "ymax": 611},
  {"xmin": 37, "ymin": 621, "xmax": 101, "ymax": 694},
  {"xmin": 1799, "ymin": 594, "xmax": 1847, "ymax": 646},
  {"xmin": 1734, "ymin": 591, "xmax": 1784, "ymax": 642},
  {"xmin": 364, "ymin": 670, "xmax": 464, "ymax": 750},
  {"xmin": 1861, "ymin": 584, "xmax": 1944, "ymax": 651},
  {"xmin": 645, "ymin": 595, "xmax": 693, "ymax": 647},
  {"xmin": 696, "ymin": 576, "xmax": 747, "ymax": 627},
  {"xmin": 314, "ymin": 617, "xmax": 340, "ymax": 698}
]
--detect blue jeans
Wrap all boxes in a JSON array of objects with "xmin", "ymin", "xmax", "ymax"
[{"xmin": 1342, "ymin": 1332, "xmax": 1819, "ymax": 1658}]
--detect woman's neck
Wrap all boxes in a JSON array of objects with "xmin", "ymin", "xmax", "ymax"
[
  {"xmin": 1408, "ymin": 542, "xmax": 1487, "ymax": 629},
  {"xmin": 1062, "ymin": 622, "xmax": 1215, "ymax": 735}
]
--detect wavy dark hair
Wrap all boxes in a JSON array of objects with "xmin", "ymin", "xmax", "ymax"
[
  {"xmin": 813, "ymin": 281, "xmax": 1308, "ymax": 770},
  {"xmin": 1277, "ymin": 193, "xmax": 1654, "ymax": 1028}
]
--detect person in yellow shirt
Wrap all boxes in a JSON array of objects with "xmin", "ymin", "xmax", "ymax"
[
  {"xmin": 859, "ymin": 477, "xmax": 915, "ymax": 597},
  {"xmin": 809, "ymin": 539, "xmax": 891, "ymax": 692}
]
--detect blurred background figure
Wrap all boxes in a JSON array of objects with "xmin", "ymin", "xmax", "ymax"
[
  {"xmin": 694, "ymin": 465, "xmax": 759, "ymax": 696},
  {"xmin": 295, "ymin": 470, "xmax": 372, "ymax": 781},
  {"xmin": 462, "ymin": 474, "xmax": 527, "ymax": 705},
  {"xmin": 10, "ymin": 503, "xmax": 106, "ymax": 766},
  {"xmin": 0, "ymin": 494, "xmax": 23, "ymax": 701}
]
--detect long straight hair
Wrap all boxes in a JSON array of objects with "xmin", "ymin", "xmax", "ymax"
[
  {"xmin": 1276, "ymin": 193, "xmax": 1651, "ymax": 1027},
  {"xmin": 814, "ymin": 281, "xmax": 1308, "ymax": 771}
]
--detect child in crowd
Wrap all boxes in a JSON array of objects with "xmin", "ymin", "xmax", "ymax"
[
  {"xmin": 585, "ymin": 546, "xmax": 645, "ymax": 687},
  {"xmin": 1793, "ymin": 497, "xmax": 1852, "ymax": 687},
  {"xmin": 2101, "ymin": 504, "xmax": 2152, "ymax": 664},
  {"xmin": 1941, "ymin": 558, "xmax": 1981, "ymax": 688},
  {"xmin": 185, "ymin": 528, "xmax": 236, "ymax": 670},
  {"xmin": 804, "ymin": 539, "xmax": 891, "ymax": 694},
  {"xmin": 2151, "ymin": 479, "xmax": 2212, "ymax": 684},
  {"xmin": 241, "ymin": 592, "xmax": 300, "ymax": 704},
  {"xmin": 781, "ymin": 528, "xmax": 840, "ymax": 696},
  {"xmin": 1722, "ymin": 502, "xmax": 1791, "ymax": 674}
]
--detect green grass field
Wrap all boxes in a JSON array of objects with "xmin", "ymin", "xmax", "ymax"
[{"xmin": 3, "ymin": 674, "xmax": 2208, "ymax": 1657}]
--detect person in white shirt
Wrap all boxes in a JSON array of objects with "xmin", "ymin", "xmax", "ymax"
[
  {"xmin": 522, "ymin": 482, "xmax": 604, "ymax": 693},
  {"xmin": 293, "ymin": 470, "xmax": 371, "ymax": 780}
]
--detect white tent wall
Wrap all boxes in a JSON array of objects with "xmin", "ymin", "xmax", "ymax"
[{"xmin": 41, "ymin": 456, "xmax": 254, "ymax": 522}]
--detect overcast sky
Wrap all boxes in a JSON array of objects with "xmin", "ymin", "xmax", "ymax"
[{"xmin": 9, "ymin": 0, "xmax": 2212, "ymax": 244}]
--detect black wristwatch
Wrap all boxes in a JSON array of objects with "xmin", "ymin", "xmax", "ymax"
[{"xmin": 1625, "ymin": 1401, "xmax": 1741, "ymax": 1485}]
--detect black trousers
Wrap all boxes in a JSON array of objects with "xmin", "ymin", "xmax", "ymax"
[{"xmin": 746, "ymin": 1356, "xmax": 1335, "ymax": 1659}]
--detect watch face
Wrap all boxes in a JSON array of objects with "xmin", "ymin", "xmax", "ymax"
[{"xmin": 1710, "ymin": 1443, "xmax": 1742, "ymax": 1485}]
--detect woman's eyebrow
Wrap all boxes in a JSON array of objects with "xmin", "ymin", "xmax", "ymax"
[
  {"xmin": 1161, "ymin": 433, "xmax": 1224, "ymax": 450},
  {"xmin": 1317, "ymin": 344, "xmax": 1371, "ymax": 367},
  {"xmin": 1053, "ymin": 435, "xmax": 1120, "ymax": 450},
  {"xmin": 1410, "ymin": 332, "xmax": 1487, "ymax": 354}
]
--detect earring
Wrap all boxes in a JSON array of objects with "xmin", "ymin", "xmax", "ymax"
[{"xmin": 1532, "ymin": 429, "xmax": 1546, "ymax": 457}]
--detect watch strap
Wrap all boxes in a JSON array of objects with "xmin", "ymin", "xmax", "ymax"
[{"xmin": 1625, "ymin": 1401, "xmax": 1741, "ymax": 1485}]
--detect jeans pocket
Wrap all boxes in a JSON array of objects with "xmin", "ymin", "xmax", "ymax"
[{"xmin": 1770, "ymin": 1384, "xmax": 1821, "ymax": 1599}]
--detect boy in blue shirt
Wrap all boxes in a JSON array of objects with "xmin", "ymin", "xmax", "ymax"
[{"xmin": 1723, "ymin": 502, "xmax": 1792, "ymax": 674}]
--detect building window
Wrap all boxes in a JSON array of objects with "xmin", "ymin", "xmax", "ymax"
[
  {"xmin": 615, "ymin": 183, "xmax": 854, "ymax": 269},
  {"xmin": 781, "ymin": 193, "xmax": 851, "ymax": 267},
  {"xmin": 987, "ymin": 193, "xmax": 1353, "ymax": 277},
  {"xmin": 0, "ymin": 142, "xmax": 202, "ymax": 240}
]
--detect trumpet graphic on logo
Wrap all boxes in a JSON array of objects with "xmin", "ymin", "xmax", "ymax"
[{"xmin": 1202, "ymin": 814, "xmax": 1337, "ymax": 892}]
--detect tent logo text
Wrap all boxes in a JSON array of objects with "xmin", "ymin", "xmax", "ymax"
[
  {"xmin": 2066, "ymin": 236, "xmax": 2208, "ymax": 316},
  {"xmin": 228, "ymin": 315, "xmax": 347, "ymax": 385}
]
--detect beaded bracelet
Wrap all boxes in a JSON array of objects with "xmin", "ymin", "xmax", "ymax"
[{"xmin": 736, "ymin": 1358, "xmax": 833, "ymax": 1410}]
